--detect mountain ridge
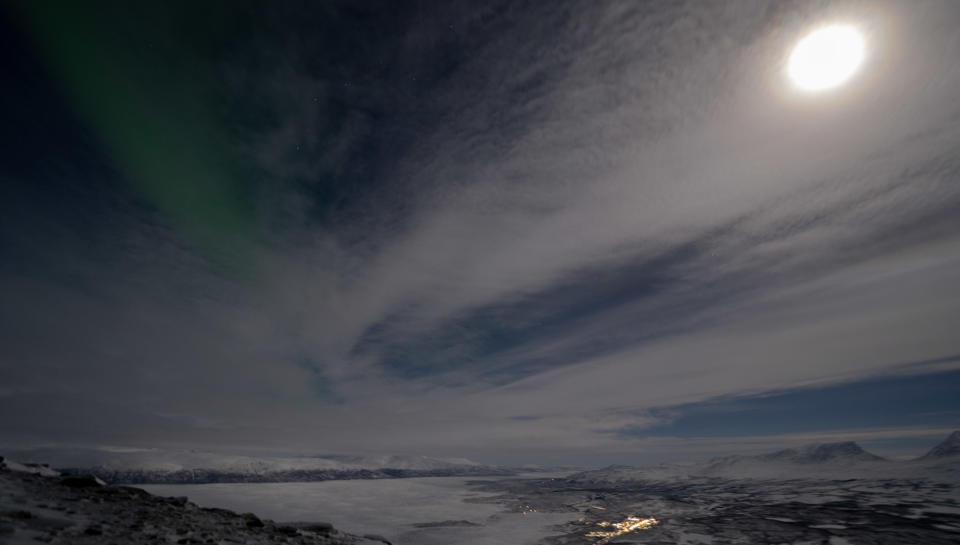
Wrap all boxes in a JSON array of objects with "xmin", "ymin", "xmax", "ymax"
[
  {"xmin": 565, "ymin": 431, "xmax": 960, "ymax": 484},
  {"xmin": 716, "ymin": 440, "xmax": 885, "ymax": 465},
  {"xmin": 3, "ymin": 447, "xmax": 516, "ymax": 485}
]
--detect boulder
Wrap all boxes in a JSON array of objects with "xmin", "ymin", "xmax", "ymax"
[
  {"xmin": 276, "ymin": 525, "xmax": 300, "ymax": 536},
  {"xmin": 166, "ymin": 496, "xmax": 189, "ymax": 506},
  {"xmin": 241, "ymin": 512, "xmax": 264, "ymax": 528},
  {"xmin": 59, "ymin": 475, "xmax": 106, "ymax": 488},
  {"xmin": 303, "ymin": 521, "xmax": 334, "ymax": 533}
]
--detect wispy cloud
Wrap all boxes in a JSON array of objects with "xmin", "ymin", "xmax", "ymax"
[{"xmin": 2, "ymin": 0, "xmax": 960, "ymax": 461}]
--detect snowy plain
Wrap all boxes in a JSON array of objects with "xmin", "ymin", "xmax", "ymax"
[{"xmin": 140, "ymin": 474, "xmax": 576, "ymax": 545}]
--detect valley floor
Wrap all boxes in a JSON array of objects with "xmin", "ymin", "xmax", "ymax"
[
  {"xmin": 471, "ymin": 473, "xmax": 960, "ymax": 544},
  {"xmin": 4, "ymin": 460, "xmax": 959, "ymax": 544}
]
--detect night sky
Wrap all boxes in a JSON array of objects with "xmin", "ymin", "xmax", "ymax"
[{"xmin": 2, "ymin": 0, "xmax": 960, "ymax": 465}]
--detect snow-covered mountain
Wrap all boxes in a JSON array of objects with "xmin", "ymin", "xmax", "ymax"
[
  {"xmin": 3, "ymin": 447, "xmax": 512, "ymax": 484},
  {"xmin": 699, "ymin": 441, "xmax": 890, "ymax": 479},
  {"xmin": 314, "ymin": 454, "xmax": 483, "ymax": 471},
  {"xmin": 565, "ymin": 431, "xmax": 960, "ymax": 484},
  {"xmin": 753, "ymin": 441, "xmax": 885, "ymax": 463},
  {"xmin": 919, "ymin": 430, "xmax": 960, "ymax": 460}
]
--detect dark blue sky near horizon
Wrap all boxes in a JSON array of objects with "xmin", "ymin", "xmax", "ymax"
[
  {"xmin": 1, "ymin": 0, "xmax": 960, "ymax": 465},
  {"xmin": 624, "ymin": 364, "xmax": 960, "ymax": 438}
]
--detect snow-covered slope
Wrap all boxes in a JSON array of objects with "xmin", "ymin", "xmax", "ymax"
[
  {"xmin": 920, "ymin": 430, "xmax": 960, "ymax": 460},
  {"xmin": 0, "ymin": 456, "xmax": 387, "ymax": 544},
  {"xmin": 0, "ymin": 457, "xmax": 61, "ymax": 478}
]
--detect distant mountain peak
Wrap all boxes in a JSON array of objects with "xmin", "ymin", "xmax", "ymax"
[
  {"xmin": 920, "ymin": 431, "xmax": 960, "ymax": 459},
  {"xmin": 757, "ymin": 441, "xmax": 884, "ymax": 463}
]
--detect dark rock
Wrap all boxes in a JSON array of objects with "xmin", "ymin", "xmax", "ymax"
[
  {"xmin": 167, "ymin": 496, "xmax": 190, "ymax": 506},
  {"xmin": 60, "ymin": 475, "xmax": 106, "ymax": 488},
  {"xmin": 126, "ymin": 486, "xmax": 153, "ymax": 498},
  {"xmin": 412, "ymin": 519, "xmax": 481, "ymax": 528},
  {"xmin": 84, "ymin": 526, "xmax": 103, "ymax": 535},
  {"xmin": 200, "ymin": 506, "xmax": 235, "ymax": 517},
  {"xmin": 363, "ymin": 533, "xmax": 393, "ymax": 545},
  {"xmin": 4, "ymin": 510, "xmax": 35, "ymax": 519},
  {"xmin": 241, "ymin": 512, "xmax": 264, "ymax": 527},
  {"xmin": 303, "ymin": 521, "xmax": 335, "ymax": 533},
  {"xmin": 276, "ymin": 525, "xmax": 300, "ymax": 536}
]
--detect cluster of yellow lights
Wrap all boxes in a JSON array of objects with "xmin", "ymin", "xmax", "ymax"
[
  {"xmin": 519, "ymin": 504, "xmax": 537, "ymax": 515},
  {"xmin": 584, "ymin": 515, "xmax": 660, "ymax": 544}
]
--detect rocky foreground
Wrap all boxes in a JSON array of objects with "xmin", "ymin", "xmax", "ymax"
[{"xmin": 0, "ymin": 458, "xmax": 390, "ymax": 545}]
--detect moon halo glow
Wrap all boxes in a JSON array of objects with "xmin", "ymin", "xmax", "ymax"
[{"xmin": 787, "ymin": 24, "xmax": 865, "ymax": 91}]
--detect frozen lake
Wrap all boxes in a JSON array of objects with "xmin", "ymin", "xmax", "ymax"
[{"xmin": 140, "ymin": 475, "xmax": 575, "ymax": 545}]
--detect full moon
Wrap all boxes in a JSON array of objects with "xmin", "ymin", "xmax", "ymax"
[{"xmin": 787, "ymin": 24, "xmax": 865, "ymax": 91}]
